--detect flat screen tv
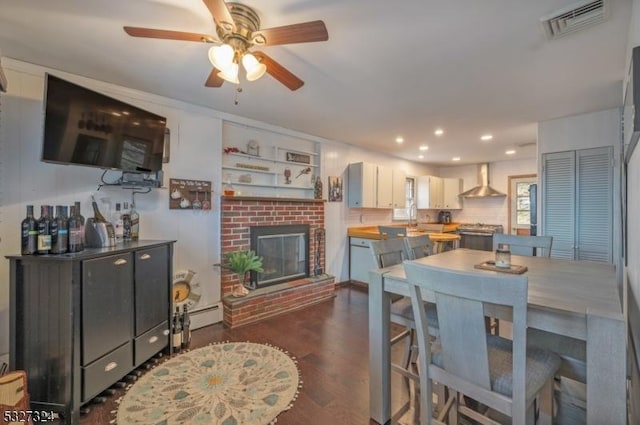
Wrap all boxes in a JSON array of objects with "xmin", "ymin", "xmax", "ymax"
[{"xmin": 42, "ymin": 74, "xmax": 167, "ymax": 172}]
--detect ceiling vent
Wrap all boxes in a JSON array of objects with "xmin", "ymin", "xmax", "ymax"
[{"xmin": 540, "ymin": 0, "xmax": 608, "ymax": 40}]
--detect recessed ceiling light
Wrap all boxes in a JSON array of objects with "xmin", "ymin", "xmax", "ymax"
[
  {"xmin": 419, "ymin": 145, "xmax": 429, "ymax": 151},
  {"xmin": 505, "ymin": 150, "xmax": 516, "ymax": 155},
  {"xmin": 452, "ymin": 157, "xmax": 461, "ymax": 161},
  {"xmin": 481, "ymin": 134, "xmax": 493, "ymax": 141},
  {"xmin": 434, "ymin": 128, "xmax": 444, "ymax": 136},
  {"xmin": 418, "ymin": 155, "xmax": 424, "ymax": 159},
  {"xmin": 395, "ymin": 136, "xmax": 404, "ymax": 144}
]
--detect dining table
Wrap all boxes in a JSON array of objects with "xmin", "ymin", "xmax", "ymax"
[{"xmin": 368, "ymin": 248, "xmax": 625, "ymax": 425}]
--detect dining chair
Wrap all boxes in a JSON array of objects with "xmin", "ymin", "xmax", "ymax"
[
  {"xmin": 378, "ymin": 225, "xmax": 407, "ymax": 239},
  {"xmin": 369, "ymin": 239, "xmax": 438, "ymax": 377},
  {"xmin": 403, "ymin": 234, "xmax": 432, "ymax": 260},
  {"xmin": 403, "ymin": 261, "xmax": 561, "ymax": 425},
  {"xmin": 492, "ymin": 234, "xmax": 553, "ymax": 257}
]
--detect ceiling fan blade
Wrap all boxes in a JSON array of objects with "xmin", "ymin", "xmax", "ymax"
[
  {"xmin": 252, "ymin": 20, "xmax": 328, "ymax": 46},
  {"xmin": 123, "ymin": 26, "xmax": 216, "ymax": 43},
  {"xmin": 254, "ymin": 52, "xmax": 304, "ymax": 91},
  {"xmin": 205, "ymin": 68, "xmax": 225, "ymax": 87},
  {"xmin": 202, "ymin": 0, "xmax": 236, "ymax": 31}
]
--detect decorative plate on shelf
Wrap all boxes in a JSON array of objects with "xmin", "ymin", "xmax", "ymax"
[{"xmin": 172, "ymin": 270, "xmax": 202, "ymax": 308}]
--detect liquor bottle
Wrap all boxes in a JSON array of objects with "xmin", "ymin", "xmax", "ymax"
[
  {"xmin": 68, "ymin": 205, "xmax": 83, "ymax": 253},
  {"xmin": 37, "ymin": 205, "xmax": 52, "ymax": 255},
  {"xmin": 171, "ymin": 306, "xmax": 182, "ymax": 353},
  {"xmin": 50, "ymin": 205, "xmax": 68, "ymax": 254},
  {"xmin": 181, "ymin": 305, "xmax": 191, "ymax": 349},
  {"xmin": 74, "ymin": 201, "xmax": 85, "ymax": 250},
  {"xmin": 112, "ymin": 203, "xmax": 124, "ymax": 243},
  {"xmin": 130, "ymin": 202, "xmax": 139, "ymax": 241},
  {"xmin": 21, "ymin": 205, "xmax": 38, "ymax": 255},
  {"xmin": 91, "ymin": 195, "xmax": 108, "ymax": 222},
  {"xmin": 122, "ymin": 202, "xmax": 132, "ymax": 241}
]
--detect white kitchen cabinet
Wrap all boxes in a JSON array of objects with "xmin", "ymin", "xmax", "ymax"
[
  {"xmin": 348, "ymin": 163, "xmax": 406, "ymax": 208},
  {"xmin": 349, "ymin": 237, "xmax": 377, "ymax": 283},
  {"xmin": 442, "ymin": 177, "xmax": 463, "ymax": 209},
  {"xmin": 416, "ymin": 176, "xmax": 443, "ymax": 209},
  {"xmin": 542, "ymin": 146, "xmax": 612, "ymax": 262}
]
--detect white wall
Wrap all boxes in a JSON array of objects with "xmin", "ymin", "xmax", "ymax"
[{"xmin": 438, "ymin": 158, "xmax": 537, "ymax": 229}]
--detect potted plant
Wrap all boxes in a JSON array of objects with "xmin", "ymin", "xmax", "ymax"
[{"xmin": 216, "ymin": 250, "xmax": 264, "ymax": 297}]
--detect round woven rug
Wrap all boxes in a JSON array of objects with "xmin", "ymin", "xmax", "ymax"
[{"xmin": 116, "ymin": 342, "xmax": 300, "ymax": 425}]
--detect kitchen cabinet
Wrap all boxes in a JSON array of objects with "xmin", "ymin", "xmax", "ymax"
[
  {"xmin": 7, "ymin": 241, "xmax": 174, "ymax": 424},
  {"xmin": 349, "ymin": 237, "xmax": 377, "ymax": 283},
  {"xmin": 417, "ymin": 176, "xmax": 462, "ymax": 210},
  {"xmin": 348, "ymin": 162, "xmax": 406, "ymax": 208},
  {"xmin": 542, "ymin": 147, "xmax": 612, "ymax": 262}
]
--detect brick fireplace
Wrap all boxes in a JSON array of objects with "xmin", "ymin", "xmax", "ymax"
[{"xmin": 220, "ymin": 196, "xmax": 335, "ymax": 328}]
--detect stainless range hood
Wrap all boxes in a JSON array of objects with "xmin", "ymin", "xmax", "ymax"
[{"xmin": 459, "ymin": 163, "xmax": 505, "ymax": 198}]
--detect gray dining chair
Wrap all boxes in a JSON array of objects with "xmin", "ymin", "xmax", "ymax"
[
  {"xmin": 369, "ymin": 238, "xmax": 438, "ymax": 378},
  {"xmin": 403, "ymin": 234, "xmax": 432, "ymax": 260},
  {"xmin": 403, "ymin": 261, "xmax": 561, "ymax": 425},
  {"xmin": 378, "ymin": 225, "xmax": 407, "ymax": 239},
  {"xmin": 492, "ymin": 234, "xmax": 553, "ymax": 257}
]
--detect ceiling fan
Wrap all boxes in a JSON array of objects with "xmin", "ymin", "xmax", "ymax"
[{"xmin": 124, "ymin": 0, "xmax": 328, "ymax": 91}]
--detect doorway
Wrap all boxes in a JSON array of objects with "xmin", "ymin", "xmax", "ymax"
[{"xmin": 508, "ymin": 174, "xmax": 537, "ymax": 236}]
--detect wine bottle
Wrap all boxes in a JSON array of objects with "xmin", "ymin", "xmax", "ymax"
[
  {"xmin": 37, "ymin": 205, "xmax": 52, "ymax": 255},
  {"xmin": 113, "ymin": 203, "xmax": 123, "ymax": 243},
  {"xmin": 52, "ymin": 205, "xmax": 68, "ymax": 254},
  {"xmin": 21, "ymin": 205, "xmax": 38, "ymax": 255},
  {"xmin": 130, "ymin": 202, "xmax": 139, "ymax": 241},
  {"xmin": 68, "ymin": 205, "xmax": 82, "ymax": 253},
  {"xmin": 171, "ymin": 306, "xmax": 182, "ymax": 353},
  {"xmin": 91, "ymin": 195, "xmax": 108, "ymax": 223},
  {"xmin": 75, "ymin": 201, "xmax": 85, "ymax": 250},
  {"xmin": 122, "ymin": 202, "xmax": 131, "ymax": 241},
  {"xmin": 181, "ymin": 305, "xmax": 191, "ymax": 349}
]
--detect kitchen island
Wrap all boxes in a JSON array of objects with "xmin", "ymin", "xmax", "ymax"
[{"xmin": 347, "ymin": 224, "xmax": 460, "ymax": 283}]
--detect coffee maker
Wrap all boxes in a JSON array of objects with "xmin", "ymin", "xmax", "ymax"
[{"xmin": 438, "ymin": 211, "xmax": 452, "ymax": 224}]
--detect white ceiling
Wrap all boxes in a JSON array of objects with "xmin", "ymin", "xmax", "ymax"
[{"xmin": 0, "ymin": 0, "xmax": 632, "ymax": 165}]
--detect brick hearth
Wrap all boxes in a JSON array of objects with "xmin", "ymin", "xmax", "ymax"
[{"xmin": 220, "ymin": 196, "xmax": 335, "ymax": 328}]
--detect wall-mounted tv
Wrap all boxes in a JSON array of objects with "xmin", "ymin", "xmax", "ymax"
[{"xmin": 42, "ymin": 74, "xmax": 167, "ymax": 172}]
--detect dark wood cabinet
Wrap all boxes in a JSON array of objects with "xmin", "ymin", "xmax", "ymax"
[{"xmin": 7, "ymin": 240, "xmax": 174, "ymax": 424}]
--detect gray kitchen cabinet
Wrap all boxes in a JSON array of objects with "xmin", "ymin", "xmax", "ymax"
[
  {"xmin": 349, "ymin": 237, "xmax": 377, "ymax": 283},
  {"xmin": 7, "ymin": 240, "xmax": 174, "ymax": 424},
  {"xmin": 348, "ymin": 162, "xmax": 406, "ymax": 209},
  {"xmin": 542, "ymin": 147, "xmax": 612, "ymax": 262}
]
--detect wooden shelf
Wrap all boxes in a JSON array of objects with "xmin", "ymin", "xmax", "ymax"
[
  {"xmin": 222, "ymin": 165, "xmax": 276, "ymax": 175},
  {"xmin": 226, "ymin": 152, "xmax": 318, "ymax": 167},
  {"xmin": 232, "ymin": 182, "xmax": 313, "ymax": 190}
]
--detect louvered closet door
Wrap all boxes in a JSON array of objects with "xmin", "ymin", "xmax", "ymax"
[
  {"xmin": 576, "ymin": 147, "xmax": 612, "ymax": 262},
  {"xmin": 543, "ymin": 151, "xmax": 576, "ymax": 259}
]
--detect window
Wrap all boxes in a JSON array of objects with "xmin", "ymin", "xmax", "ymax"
[
  {"xmin": 515, "ymin": 182, "xmax": 531, "ymax": 225},
  {"xmin": 393, "ymin": 177, "xmax": 415, "ymax": 220}
]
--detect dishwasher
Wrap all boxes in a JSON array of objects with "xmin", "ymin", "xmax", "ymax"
[{"xmin": 457, "ymin": 224, "xmax": 504, "ymax": 251}]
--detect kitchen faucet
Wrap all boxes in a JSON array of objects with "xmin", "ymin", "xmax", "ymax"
[{"xmin": 408, "ymin": 201, "xmax": 417, "ymax": 228}]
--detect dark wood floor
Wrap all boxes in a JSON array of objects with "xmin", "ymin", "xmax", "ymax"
[{"xmin": 77, "ymin": 285, "xmax": 415, "ymax": 425}]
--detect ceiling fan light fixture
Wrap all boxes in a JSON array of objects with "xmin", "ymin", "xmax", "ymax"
[
  {"xmin": 208, "ymin": 44, "xmax": 235, "ymax": 70},
  {"xmin": 217, "ymin": 62, "xmax": 240, "ymax": 84},
  {"xmin": 242, "ymin": 53, "xmax": 267, "ymax": 81}
]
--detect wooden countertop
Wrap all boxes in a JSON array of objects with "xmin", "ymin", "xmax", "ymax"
[{"xmin": 348, "ymin": 225, "xmax": 460, "ymax": 241}]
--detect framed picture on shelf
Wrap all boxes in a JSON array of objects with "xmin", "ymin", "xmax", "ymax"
[
  {"xmin": 285, "ymin": 151, "xmax": 311, "ymax": 164},
  {"xmin": 328, "ymin": 176, "xmax": 343, "ymax": 202}
]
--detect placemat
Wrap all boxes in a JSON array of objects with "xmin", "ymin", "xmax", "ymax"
[{"xmin": 474, "ymin": 261, "xmax": 528, "ymax": 274}]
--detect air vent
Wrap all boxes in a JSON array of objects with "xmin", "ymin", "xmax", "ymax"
[{"xmin": 540, "ymin": 0, "xmax": 608, "ymax": 40}]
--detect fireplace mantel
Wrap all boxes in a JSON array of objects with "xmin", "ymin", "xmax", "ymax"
[{"xmin": 222, "ymin": 196, "xmax": 325, "ymax": 203}]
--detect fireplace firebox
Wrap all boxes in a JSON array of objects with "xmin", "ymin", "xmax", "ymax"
[{"xmin": 249, "ymin": 224, "xmax": 310, "ymax": 289}]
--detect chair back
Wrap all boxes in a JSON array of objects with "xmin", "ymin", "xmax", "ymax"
[
  {"xmin": 369, "ymin": 238, "xmax": 406, "ymax": 268},
  {"xmin": 403, "ymin": 261, "xmax": 529, "ymax": 421},
  {"xmin": 403, "ymin": 235, "xmax": 431, "ymax": 260},
  {"xmin": 492, "ymin": 233, "xmax": 553, "ymax": 257},
  {"xmin": 378, "ymin": 225, "xmax": 406, "ymax": 239}
]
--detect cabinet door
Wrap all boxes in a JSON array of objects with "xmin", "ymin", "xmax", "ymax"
[
  {"xmin": 349, "ymin": 238, "xmax": 377, "ymax": 283},
  {"xmin": 377, "ymin": 166, "xmax": 394, "ymax": 208},
  {"xmin": 543, "ymin": 151, "xmax": 576, "ymax": 259},
  {"xmin": 348, "ymin": 162, "xmax": 377, "ymax": 208},
  {"xmin": 392, "ymin": 170, "xmax": 407, "ymax": 209},
  {"xmin": 443, "ymin": 178, "xmax": 462, "ymax": 209},
  {"xmin": 576, "ymin": 147, "xmax": 612, "ymax": 262},
  {"xmin": 430, "ymin": 177, "xmax": 443, "ymax": 208},
  {"xmin": 135, "ymin": 246, "xmax": 170, "ymax": 336},
  {"xmin": 82, "ymin": 253, "xmax": 133, "ymax": 365}
]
